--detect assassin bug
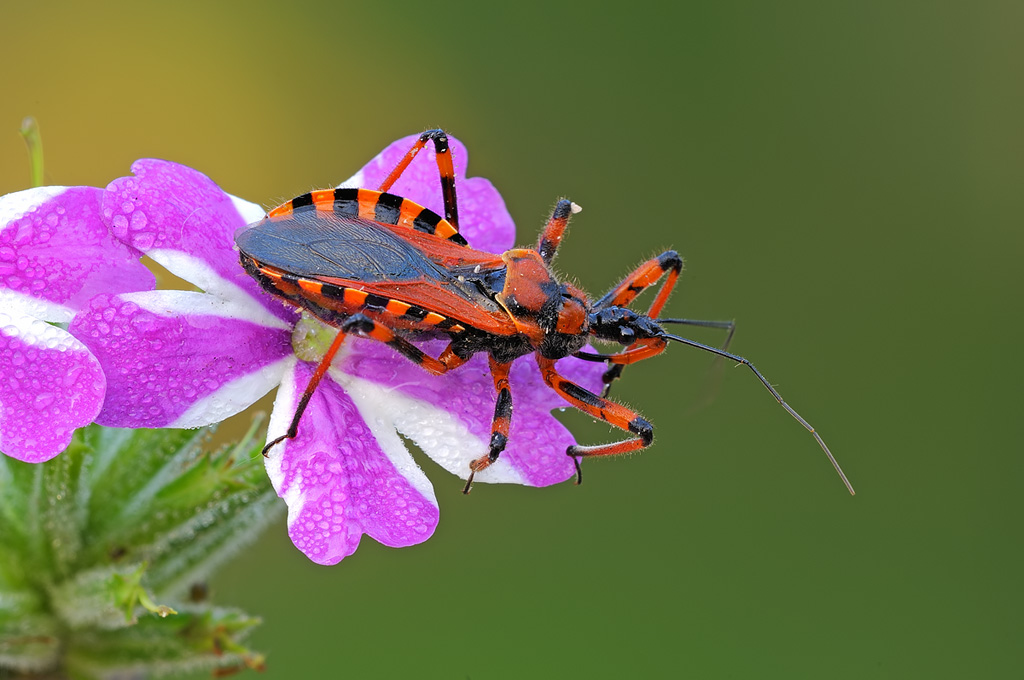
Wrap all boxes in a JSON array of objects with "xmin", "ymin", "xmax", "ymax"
[{"xmin": 235, "ymin": 130, "xmax": 854, "ymax": 495}]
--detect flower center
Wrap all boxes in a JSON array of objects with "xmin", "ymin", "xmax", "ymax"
[{"xmin": 291, "ymin": 313, "xmax": 339, "ymax": 363}]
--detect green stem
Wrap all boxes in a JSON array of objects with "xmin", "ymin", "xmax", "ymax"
[{"xmin": 19, "ymin": 116, "xmax": 44, "ymax": 188}]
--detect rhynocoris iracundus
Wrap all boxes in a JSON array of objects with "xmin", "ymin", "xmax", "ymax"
[{"xmin": 235, "ymin": 130, "xmax": 854, "ymax": 495}]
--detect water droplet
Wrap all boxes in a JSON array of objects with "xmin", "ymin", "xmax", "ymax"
[
  {"xmin": 34, "ymin": 392, "xmax": 55, "ymax": 410},
  {"xmin": 111, "ymin": 215, "xmax": 129, "ymax": 239},
  {"xmin": 133, "ymin": 232, "xmax": 155, "ymax": 250},
  {"xmin": 63, "ymin": 365, "xmax": 83, "ymax": 387}
]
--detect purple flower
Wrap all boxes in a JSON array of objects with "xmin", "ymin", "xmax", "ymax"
[
  {"xmin": 0, "ymin": 186, "xmax": 154, "ymax": 462},
  {"xmin": 71, "ymin": 136, "xmax": 603, "ymax": 565}
]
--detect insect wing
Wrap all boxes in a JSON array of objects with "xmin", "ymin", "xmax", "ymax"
[
  {"xmin": 236, "ymin": 209, "xmax": 449, "ymax": 282},
  {"xmin": 236, "ymin": 208, "xmax": 515, "ymax": 335}
]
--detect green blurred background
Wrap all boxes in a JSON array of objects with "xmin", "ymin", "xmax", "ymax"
[{"xmin": 2, "ymin": 1, "xmax": 1021, "ymax": 678}]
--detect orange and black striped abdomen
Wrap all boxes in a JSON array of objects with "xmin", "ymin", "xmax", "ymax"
[
  {"xmin": 268, "ymin": 188, "xmax": 467, "ymax": 246},
  {"xmin": 236, "ymin": 203, "xmax": 517, "ymax": 337}
]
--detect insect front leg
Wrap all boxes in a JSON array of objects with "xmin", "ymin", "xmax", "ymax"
[
  {"xmin": 535, "ymin": 356, "xmax": 654, "ymax": 486},
  {"xmin": 378, "ymin": 129, "xmax": 460, "ymax": 229},
  {"xmin": 588, "ymin": 250, "xmax": 683, "ymax": 394},
  {"xmin": 462, "ymin": 357, "xmax": 514, "ymax": 494}
]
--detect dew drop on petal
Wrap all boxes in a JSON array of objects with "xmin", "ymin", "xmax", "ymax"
[
  {"xmin": 111, "ymin": 214, "xmax": 129, "ymax": 239},
  {"xmin": 33, "ymin": 392, "xmax": 55, "ymax": 410},
  {"xmin": 64, "ymin": 364, "xmax": 84, "ymax": 387},
  {"xmin": 133, "ymin": 232, "xmax": 155, "ymax": 250},
  {"xmin": 130, "ymin": 210, "xmax": 148, "ymax": 231}
]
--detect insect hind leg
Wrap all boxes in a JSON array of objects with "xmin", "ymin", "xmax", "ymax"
[
  {"xmin": 378, "ymin": 129, "xmax": 460, "ymax": 230},
  {"xmin": 262, "ymin": 328, "xmax": 349, "ymax": 456},
  {"xmin": 341, "ymin": 313, "xmax": 469, "ymax": 375}
]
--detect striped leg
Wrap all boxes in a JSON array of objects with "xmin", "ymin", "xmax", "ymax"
[
  {"xmin": 591, "ymin": 251, "xmax": 683, "ymax": 394},
  {"xmin": 378, "ymin": 129, "xmax": 460, "ymax": 229},
  {"xmin": 262, "ymin": 328, "xmax": 349, "ymax": 456},
  {"xmin": 537, "ymin": 199, "xmax": 582, "ymax": 264},
  {"xmin": 463, "ymin": 357, "xmax": 514, "ymax": 494},
  {"xmin": 341, "ymin": 313, "xmax": 469, "ymax": 375},
  {"xmin": 594, "ymin": 250, "xmax": 683, "ymax": 315},
  {"xmin": 536, "ymin": 356, "xmax": 653, "ymax": 485},
  {"xmin": 264, "ymin": 313, "xmax": 469, "ymax": 457}
]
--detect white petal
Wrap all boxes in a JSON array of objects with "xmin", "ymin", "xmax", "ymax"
[{"xmin": 333, "ymin": 369, "xmax": 527, "ymax": 485}]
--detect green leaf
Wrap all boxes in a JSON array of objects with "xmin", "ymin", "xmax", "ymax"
[{"xmin": 0, "ymin": 421, "xmax": 279, "ymax": 677}]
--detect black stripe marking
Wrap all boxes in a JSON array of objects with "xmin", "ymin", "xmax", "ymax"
[
  {"xmin": 364, "ymin": 293, "xmax": 389, "ymax": 310},
  {"xmin": 494, "ymin": 388, "xmax": 513, "ymax": 420},
  {"xmin": 375, "ymin": 192, "xmax": 403, "ymax": 225},
  {"xmin": 440, "ymin": 176, "xmax": 457, "ymax": 218},
  {"xmin": 291, "ymin": 193, "xmax": 314, "ymax": 211},
  {"xmin": 559, "ymin": 380, "xmax": 605, "ymax": 410},
  {"xmin": 658, "ymin": 250, "xmax": 682, "ymax": 271},
  {"xmin": 281, "ymin": 272, "xmax": 300, "ymax": 285},
  {"xmin": 402, "ymin": 306, "xmax": 428, "ymax": 321},
  {"xmin": 333, "ymin": 188, "xmax": 359, "ymax": 217},
  {"xmin": 389, "ymin": 339, "xmax": 424, "ymax": 363},
  {"xmin": 488, "ymin": 431, "xmax": 508, "ymax": 456},
  {"xmin": 552, "ymin": 199, "xmax": 573, "ymax": 221},
  {"xmin": 412, "ymin": 207, "xmax": 468, "ymax": 245},
  {"xmin": 412, "ymin": 208, "xmax": 441, "ymax": 235},
  {"xmin": 628, "ymin": 417, "xmax": 654, "ymax": 445},
  {"xmin": 321, "ymin": 283, "xmax": 346, "ymax": 299},
  {"xmin": 423, "ymin": 130, "xmax": 450, "ymax": 154}
]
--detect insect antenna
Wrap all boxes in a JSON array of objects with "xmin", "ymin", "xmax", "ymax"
[
  {"xmin": 662, "ymin": 332, "xmax": 855, "ymax": 495},
  {"xmin": 658, "ymin": 318, "xmax": 735, "ymax": 351}
]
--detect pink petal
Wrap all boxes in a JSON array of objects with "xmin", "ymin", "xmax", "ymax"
[
  {"xmin": 0, "ymin": 310, "xmax": 105, "ymax": 463},
  {"xmin": 265, "ymin": 360, "xmax": 439, "ymax": 565},
  {"xmin": 70, "ymin": 292, "xmax": 292, "ymax": 428},
  {"xmin": 340, "ymin": 339, "xmax": 605, "ymax": 487},
  {"xmin": 0, "ymin": 186, "xmax": 153, "ymax": 321},
  {"xmin": 344, "ymin": 134, "xmax": 516, "ymax": 253},
  {"xmin": 103, "ymin": 160, "xmax": 290, "ymax": 320}
]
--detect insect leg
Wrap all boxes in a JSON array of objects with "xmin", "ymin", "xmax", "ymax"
[
  {"xmin": 377, "ymin": 129, "xmax": 460, "ymax": 229},
  {"xmin": 537, "ymin": 199, "xmax": 582, "ymax": 264},
  {"xmin": 593, "ymin": 250, "xmax": 683, "ymax": 315},
  {"xmin": 575, "ymin": 337, "xmax": 670, "ymax": 367},
  {"xmin": 262, "ymin": 328, "xmax": 349, "ymax": 456},
  {"xmin": 462, "ymin": 357, "xmax": 513, "ymax": 494},
  {"xmin": 341, "ymin": 313, "xmax": 469, "ymax": 375},
  {"xmin": 536, "ymin": 356, "xmax": 653, "ymax": 485},
  {"xmin": 589, "ymin": 251, "xmax": 683, "ymax": 393}
]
